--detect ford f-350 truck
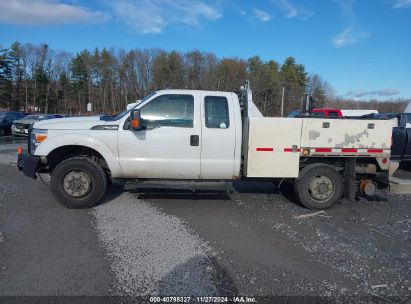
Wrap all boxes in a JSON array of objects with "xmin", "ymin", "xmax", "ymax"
[{"xmin": 17, "ymin": 82, "xmax": 394, "ymax": 209}]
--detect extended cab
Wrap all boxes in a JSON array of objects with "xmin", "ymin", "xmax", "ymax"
[{"xmin": 17, "ymin": 83, "xmax": 394, "ymax": 210}]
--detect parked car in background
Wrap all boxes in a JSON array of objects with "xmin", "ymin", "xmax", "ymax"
[
  {"xmin": 311, "ymin": 108, "xmax": 378, "ymax": 118},
  {"xmin": 288, "ymin": 108, "xmax": 378, "ymax": 118},
  {"xmin": 0, "ymin": 111, "xmax": 26, "ymax": 136},
  {"xmin": 287, "ymin": 110, "xmax": 322, "ymax": 118},
  {"xmin": 359, "ymin": 112, "xmax": 411, "ymax": 162},
  {"xmin": 311, "ymin": 108, "xmax": 343, "ymax": 117},
  {"xmin": 12, "ymin": 114, "xmax": 64, "ymax": 136},
  {"xmin": 385, "ymin": 113, "xmax": 411, "ymax": 162}
]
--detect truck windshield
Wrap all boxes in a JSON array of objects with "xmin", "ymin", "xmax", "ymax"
[{"xmin": 100, "ymin": 92, "xmax": 156, "ymax": 121}]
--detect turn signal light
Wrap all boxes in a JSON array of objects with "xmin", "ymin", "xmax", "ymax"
[
  {"xmin": 35, "ymin": 134, "xmax": 48, "ymax": 143},
  {"xmin": 303, "ymin": 148, "xmax": 310, "ymax": 156},
  {"xmin": 131, "ymin": 119, "xmax": 140, "ymax": 129},
  {"xmin": 17, "ymin": 147, "xmax": 24, "ymax": 155}
]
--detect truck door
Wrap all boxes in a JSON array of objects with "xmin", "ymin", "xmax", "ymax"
[
  {"xmin": 117, "ymin": 93, "xmax": 201, "ymax": 179},
  {"xmin": 200, "ymin": 94, "xmax": 237, "ymax": 179}
]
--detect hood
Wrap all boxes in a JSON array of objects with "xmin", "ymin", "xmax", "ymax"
[
  {"xmin": 13, "ymin": 118, "xmax": 39, "ymax": 124},
  {"xmin": 34, "ymin": 116, "xmax": 117, "ymax": 130}
]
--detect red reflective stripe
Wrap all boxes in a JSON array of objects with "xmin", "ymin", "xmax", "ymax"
[
  {"xmin": 367, "ymin": 149, "xmax": 384, "ymax": 153},
  {"xmin": 256, "ymin": 148, "xmax": 273, "ymax": 152},
  {"xmin": 284, "ymin": 148, "xmax": 301, "ymax": 152},
  {"xmin": 315, "ymin": 148, "xmax": 332, "ymax": 153},
  {"xmin": 342, "ymin": 148, "xmax": 357, "ymax": 153}
]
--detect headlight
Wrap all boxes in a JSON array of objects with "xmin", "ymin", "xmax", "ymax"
[{"xmin": 30, "ymin": 129, "xmax": 48, "ymax": 154}]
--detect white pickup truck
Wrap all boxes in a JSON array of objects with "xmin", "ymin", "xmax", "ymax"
[{"xmin": 17, "ymin": 83, "xmax": 394, "ymax": 209}]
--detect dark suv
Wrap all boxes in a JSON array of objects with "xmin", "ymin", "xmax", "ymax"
[{"xmin": 0, "ymin": 112, "xmax": 26, "ymax": 136}]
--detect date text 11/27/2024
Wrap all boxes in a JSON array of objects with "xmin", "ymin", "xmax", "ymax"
[{"xmin": 149, "ymin": 296, "xmax": 257, "ymax": 303}]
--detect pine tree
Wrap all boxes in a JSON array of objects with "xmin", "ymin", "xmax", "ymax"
[{"xmin": 0, "ymin": 47, "xmax": 13, "ymax": 110}]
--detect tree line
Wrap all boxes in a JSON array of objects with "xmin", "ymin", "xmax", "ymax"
[{"xmin": 0, "ymin": 41, "xmax": 407, "ymax": 116}]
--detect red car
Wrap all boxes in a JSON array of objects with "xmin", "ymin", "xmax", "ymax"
[{"xmin": 311, "ymin": 108, "xmax": 343, "ymax": 118}]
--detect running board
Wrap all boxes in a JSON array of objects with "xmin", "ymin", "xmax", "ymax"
[{"xmin": 124, "ymin": 180, "xmax": 234, "ymax": 193}]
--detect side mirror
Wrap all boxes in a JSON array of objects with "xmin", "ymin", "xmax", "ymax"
[{"xmin": 130, "ymin": 109, "xmax": 143, "ymax": 131}]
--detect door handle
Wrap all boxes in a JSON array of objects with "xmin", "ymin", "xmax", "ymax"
[{"xmin": 190, "ymin": 135, "xmax": 199, "ymax": 146}]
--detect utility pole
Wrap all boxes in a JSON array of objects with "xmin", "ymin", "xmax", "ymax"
[
  {"xmin": 305, "ymin": 93, "xmax": 310, "ymax": 113},
  {"xmin": 280, "ymin": 87, "xmax": 285, "ymax": 117}
]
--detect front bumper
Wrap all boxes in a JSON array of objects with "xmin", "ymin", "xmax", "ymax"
[{"xmin": 17, "ymin": 153, "xmax": 41, "ymax": 178}]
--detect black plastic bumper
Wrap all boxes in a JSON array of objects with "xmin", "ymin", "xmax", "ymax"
[{"xmin": 17, "ymin": 153, "xmax": 41, "ymax": 178}]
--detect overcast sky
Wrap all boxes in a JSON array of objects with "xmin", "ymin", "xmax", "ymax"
[{"xmin": 1, "ymin": 0, "xmax": 410, "ymax": 100}]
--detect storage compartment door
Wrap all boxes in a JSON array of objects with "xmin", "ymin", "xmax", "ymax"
[{"xmin": 246, "ymin": 118, "xmax": 302, "ymax": 178}]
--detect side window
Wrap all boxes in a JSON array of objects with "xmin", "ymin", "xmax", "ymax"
[
  {"xmin": 140, "ymin": 94, "xmax": 194, "ymax": 128},
  {"xmin": 205, "ymin": 96, "xmax": 230, "ymax": 129},
  {"xmin": 404, "ymin": 114, "xmax": 411, "ymax": 125}
]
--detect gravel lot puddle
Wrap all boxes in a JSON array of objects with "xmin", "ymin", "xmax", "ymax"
[{"xmin": 92, "ymin": 192, "xmax": 218, "ymax": 296}]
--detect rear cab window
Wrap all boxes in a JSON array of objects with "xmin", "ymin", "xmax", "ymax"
[{"xmin": 204, "ymin": 96, "xmax": 230, "ymax": 129}]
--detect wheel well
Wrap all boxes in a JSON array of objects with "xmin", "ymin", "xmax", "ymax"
[
  {"xmin": 301, "ymin": 157, "xmax": 384, "ymax": 173},
  {"xmin": 300, "ymin": 157, "xmax": 346, "ymax": 172},
  {"xmin": 47, "ymin": 145, "xmax": 111, "ymax": 176}
]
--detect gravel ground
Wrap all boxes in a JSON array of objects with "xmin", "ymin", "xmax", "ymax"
[
  {"xmin": 92, "ymin": 192, "xmax": 219, "ymax": 296},
  {"xmin": 148, "ymin": 182, "xmax": 411, "ymax": 299},
  {"xmin": 234, "ymin": 191, "xmax": 411, "ymax": 298},
  {"xmin": 0, "ymin": 136, "xmax": 25, "ymax": 165},
  {"xmin": 1, "ymin": 135, "xmax": 410, "ymax": 301},
  {"xmin": 0, "ymin": 163, "xmax": 114, "ymax": 296}
]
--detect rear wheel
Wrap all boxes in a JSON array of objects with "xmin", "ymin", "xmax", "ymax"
[
  {"xmin": 50, "ymin": 157, "xmax": 107, "ymax": 209},
  {"xmin": 294, "ymin": 164, "xmax": 343, "ymax": 209}
]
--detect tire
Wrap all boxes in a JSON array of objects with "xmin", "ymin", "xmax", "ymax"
[
  {"xmin": 50, "ymin": 157, "xmax": 107, "ymax": 209},
  {"xmin": 0, "ymin": 128, "xmax": 4, "ymax": 137},
  {"xmin": 294, "ymin": 164, "xmax": 344, "ymax": 209},
  {"xmin": 106, "ymin": 173, "xmax": 113, "ymax": 187}
]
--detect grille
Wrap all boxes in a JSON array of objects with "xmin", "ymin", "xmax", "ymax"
[{"xmin": 15, "ymin": 123, "xmax": 30, "ymax": 129}]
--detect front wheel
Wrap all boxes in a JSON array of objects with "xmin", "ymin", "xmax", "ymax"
[
  {"xmin": 294, "ymin": 164, "xmax": 344, "ymax": 209},
  {"xmin": 0, "ymin": 128, "xmax": 5, "ymax": 137},
  {"xmin": 50, "ymin": 157, "xmax": 107, "ymax": 208}
]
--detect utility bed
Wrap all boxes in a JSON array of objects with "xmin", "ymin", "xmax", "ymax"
[{"xmin": 243, "ymin": 117, "xmax": 393, "ymax": 178}]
